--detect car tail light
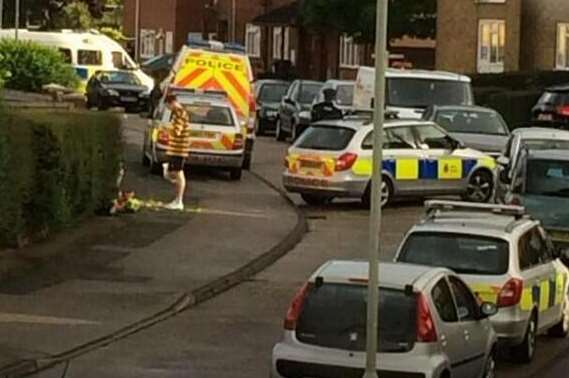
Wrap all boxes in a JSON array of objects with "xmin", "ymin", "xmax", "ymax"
[
  {"xmin": 233, "ymin": 134, "xmax": 244, "ymax": 150},
  {"xmin": 497, "ymin": 278, "xmax": 523, "ymax": 308},
  {"xmin": 335, "ymin": 153, "xmax": 358, "ymax": 172},
  {"xmin": 557, "ymin": 105, "xmax": 569, "ymax": 117},
  {"xmin": 284, "ymin": 283, "xmax": 311, "ymax": 330},
  {"xmin": 416, "ymin": 293, "xmax": 437, "ymax": 343},
  {"xmin": 157, "ymin": 130, "xmax": 169, "ymax": 145}
]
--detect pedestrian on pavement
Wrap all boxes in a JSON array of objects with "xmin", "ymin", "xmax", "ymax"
[{"xmin": 162, "ymin": 94, "xmax": 191, "ymax": 210}]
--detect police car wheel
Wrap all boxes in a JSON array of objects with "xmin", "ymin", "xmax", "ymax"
[
  {"xmin": 548, "ymin": 300, "xmax": 569, "ymax": 338},
  {"xmin": 229, "ymin": 168, "xmax": 242, "ymax": 181},
  {"xmin": 464, "ymin": 170, "xmax": 493, "ymax": 203},
  {"xmin": 362, "ymin": 176, "xmax": 393, "ymax": 208},
  {"xmin": 301, "ymin": 194, "xmax": 332, "ymax": 206},
  {"xmin": 513, "ymin": 314, "xmax": 537, "ymax": 363}
]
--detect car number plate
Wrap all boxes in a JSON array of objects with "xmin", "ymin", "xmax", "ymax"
[
  {"xmin": 190, "ymin": 130, "xmax": 218, "ymax": 139},
  {"xmin": 289, "ymin": 176, "xmax": 329, "ymax": 187},
  {"xmin": 120, "ymin": 96, "xmax": 137, "ymax": 102},
  {"xmin": 300, "ymin": 160, "xmax": 323, "ymax": 169},
  {"xmin": 538, "ymin": 113, "xmax": 553, "ymax": 121}
]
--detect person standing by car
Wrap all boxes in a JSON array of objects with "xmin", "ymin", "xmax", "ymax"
[
  {"xmin": 311, "ymin": 88, "xmax": 343, "ymax": 123},
  {"xmin": 162, "ymin": 94, "xmax": 191, "ymax": 210}
]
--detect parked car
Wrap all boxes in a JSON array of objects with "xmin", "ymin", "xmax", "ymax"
[
  {"xmin": 276, "ymin": 80, "xmax": 323, "ymax": 141},
  {"xmin": 312, "ymin": 79, "xmax": 355, "ymax": 112},
  {"xmin": 504, "ymin": 148, "xmax": 569, "ymax": 250},
  {"xmin": 532, "ymin": 84, "xmax": 569, "ymax": 126},
  {"xmin": 495, "ymin": 127, "xmax": 569, "ymax": 203},
  {"xmin": 353, "ymin": 67, "xmax": 474, "ymax": 119},
  {"xmin": 142, "ymin": 88, "xmax": 245, "ymax": 180},
  {"xmin": 253, "ymin": 80, "xmax": 290, "ymax": 136},
  {"xmin": 395, "ymin": 200, "xmax": 569, "ymax": 363},
  {"xmin": 423, "ymin": 105, "xmax": 510, "ymax": 158},
  {"xmin": 86, "ymin": 70, "xmax": 150, "ymax": 112},
  {"xmin": 283, "ymin": 117, "xmax": 496, "ymax": 206},
  {"xmin": 272, "ymin": 260, "xmax": 498, "ymax": 378}
]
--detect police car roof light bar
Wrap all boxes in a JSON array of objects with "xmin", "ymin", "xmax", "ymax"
[
  {"xmin": 425, "ymin": 200, "xmax": 526, "ymax": 219},
  {"xmin": 168, "ymin": 86, "xmax": 228, "ymax": 98}
]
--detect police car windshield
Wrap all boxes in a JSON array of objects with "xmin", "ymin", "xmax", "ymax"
[
  {"xmin": 296, "ymin": 126, "xmax": 355, "ymax": 151},
  {"xmin": 398, "ymin": 232, "xmax": 509, "ymax": 275},
  {"xmin": 296, "ymin": 284, "xmax": 416, "ymax": 353},
  {"xmin": 526, "ymin": 159, "xmax": 569, "ymax": 197},
  {"xmin": 387, "ymin": 78, "xmax": 472, "ymax": 108},
  {"xmin": 259, "ymin": 83, "xmax": 289, "ymax": 102},
  {"xmin": 435, "ymin": 110, "xmax": 508, "ymax": 135},
  {"xmin": 183, "ymin": 104, "xmax": 234, "ymax": 126}
]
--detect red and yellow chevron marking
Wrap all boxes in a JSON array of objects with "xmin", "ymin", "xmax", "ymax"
[
  {"xmin": 174, "ymin": 49, "xmax": 252, "ymax": 119},
  {"xmin": 189, "ymin": 132, "xmax": 236, "ymax": 152},
  {"xmin": 287, "ymin": 154, "xmax": 336, "ymax": 177}
]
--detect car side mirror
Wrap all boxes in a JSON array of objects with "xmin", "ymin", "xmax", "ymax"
[
  {"xmin": 497, "ymin": 156, "xmax": 510, "ymax": 167},
  {"xmin": 479, "ymin": 302, "xmax": 498, "ymax": 319}
]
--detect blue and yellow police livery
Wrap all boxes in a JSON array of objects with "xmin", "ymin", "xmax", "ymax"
[{"xmin": 283, "ymin": 117, "xmax": 496, "ymax": 206}]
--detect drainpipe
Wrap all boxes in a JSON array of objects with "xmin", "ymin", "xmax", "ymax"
[
  {"xmin": 134, "ymin": 0, "xmax": 141, "ymax": 61},
  {"xmin": 231, "ymin": 0, "xmax": 236, "ymax": 42}
]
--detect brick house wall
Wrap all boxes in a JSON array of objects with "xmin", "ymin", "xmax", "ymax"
[
  {"xmin": 436, "ymin": 0, "xmax": 521, "ymax": 74},
  {"xmin": 521, "ymin": 0, "xmax": 569, "ymax": 71}
]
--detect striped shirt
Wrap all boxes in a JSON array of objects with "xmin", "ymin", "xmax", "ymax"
[{"xmin": 167, "ymin": 106, "xmax": 191, "ymax": 157}]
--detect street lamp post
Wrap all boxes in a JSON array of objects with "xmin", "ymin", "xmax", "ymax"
[
  {"xmin": 0, "ymin": 0, "xmax": 4, "ymax": 29},
  {"xmin": 14, "ymin": 0, "xmax": 19, "ymax": 40},
  {"xmin": 363, "ymin": 0, "xmax": 389, "ymax": 376},
  {"xmin": 134, "ymin": 0, "xmax": 141, "ymax": 61}
]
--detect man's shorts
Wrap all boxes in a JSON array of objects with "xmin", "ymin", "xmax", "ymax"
[{"xmin": 168, "ymin": 156, "xmax": 186, "ymax": 172}]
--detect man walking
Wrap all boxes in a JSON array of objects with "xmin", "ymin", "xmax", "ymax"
[{"xmin": 162, "ymin": 94, "xmax": 191, "ymax": 210}]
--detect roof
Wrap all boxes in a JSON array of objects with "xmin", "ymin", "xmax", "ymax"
[
  {"xmin": 432, "ymin": 105, "xmax": 498, "ymax": 114},
  {"xmin": 323, "ymin": 80, "xmax": 355, "ymax": 87},
  {"xmin": 255, "ymin": 79, "xmax": 290, "ymax": 85},
  {"xmin": 311, "ymin": 260, "xmax": 446, "ymax": 289},
  {"xmin": 312, "ymin": 118, "xmax": 433, "ymax": 131},
  {"xmin": 545, "ymin": 83, "xmax": 569, "ymax": 92},
  {"xmin": 362, "ymin": 67, "xmax": 471, "ymax": 82},
  {"xmin": 512, "ymin": 127, "xmax": 569, "ymax": 140},
  {"xmin": 528, "ymin": 149, "xmax": 569, "ymax": 161},
  {"xmin": 252, "ymin": 2, "xmax": 299, "ymax": 25}
]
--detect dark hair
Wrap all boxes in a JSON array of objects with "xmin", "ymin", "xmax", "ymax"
[{"xmin": 165, "ymin": 94, "xmax": 177, "ymax": 104}]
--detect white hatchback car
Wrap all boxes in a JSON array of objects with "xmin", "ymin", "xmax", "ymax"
[{"xmin": 272, "ymin": 261, "xmax": 498, "ymax": 378}]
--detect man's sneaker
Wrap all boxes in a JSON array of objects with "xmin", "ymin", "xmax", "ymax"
[
  {"xmin": 162, "ymin": 163, "xmax": 169, "ymax": 180},
  {"xmin": 164, "ymin": 201, "xmax": 184, "ymax": 211}
]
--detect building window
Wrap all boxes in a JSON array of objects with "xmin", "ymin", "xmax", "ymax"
[
  {"xmin": 272, "ymin": 27, "xmax": 290, "ymax": 60},
  {"xmin": 477, "ymin": 20, "xmax": 505, "ymax": 73},
  {"xmin": 140, "ymin": 29, "xmax": 156, "ymax": 59},
  {"xmin": 339, "ymin": 35, "xmax": 360, "ymax": 68},
  {"xmin": 557, "ymin": 23, "xmax": 569, "ymax": 70},
  {"xmin": 245, "ymin": 24, "xmax": 261, "ymax": 58}
]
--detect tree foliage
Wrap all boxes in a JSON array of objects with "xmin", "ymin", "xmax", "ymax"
[
  {"xmin": 52, "ymin": 2, "xmax": 94, "ymax": 30},
  {"xmin": 301, "ymin": 0, "xmax": 436, "ymax": 43}
]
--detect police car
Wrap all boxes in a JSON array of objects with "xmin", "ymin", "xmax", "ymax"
[
  {"xmin": 395, "ymin": 201, "xmax": 569, "ymax": 363},
  {"xmin": 283, "ymin": 117, "xmax": 496, "ymax": 206}
]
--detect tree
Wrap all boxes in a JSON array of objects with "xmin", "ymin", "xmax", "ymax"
[
  {"xmin": 52, "ymin": 1, "xmax": 94, "ymax": 30},
  {"xmin": 301, "ymin": 0, "xmax": 436, "ymax": 43}
]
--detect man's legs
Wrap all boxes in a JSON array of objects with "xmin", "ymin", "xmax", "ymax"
[{"xmin": 164, "ymin": 157, "xmax": 186, "ymax": 210}]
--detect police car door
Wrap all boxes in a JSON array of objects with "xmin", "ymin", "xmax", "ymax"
[
  {"xmin": 519, "ymin": 226, "xmax": 559, "ymax": 330},
  {"xmin": 413, "ymin": 124, "xmax": 464, "ymax": 194},
  {"xmin": 383, "ymin": 125, "xmax": 426, "ymax": 195}
]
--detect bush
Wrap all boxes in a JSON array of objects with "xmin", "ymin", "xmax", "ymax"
[
  {"xmin": 0, "ymin": 39, "xmax": 79, "ymax": 92},
  {"xmin": 0, "ymin": 109, "xmax": 122, "ymax": 248}
]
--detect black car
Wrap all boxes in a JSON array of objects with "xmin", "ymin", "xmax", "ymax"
[
  {"xmin": 86, "ymin": 70, "xmax": 150, "ymax": 112},
  {"xmin": 253, "ymin": 79, "xmax": 290, "ymax": 136},
  {"xmin": 276, "ymin": 80, "xmax": 323, "ymax": 141},
  {"xmin": 423, "ymin": 105, "xmax": 510, "ymax": 157},
  {"xmin": 532, "ymin": 84, "xmax": 569, "ymax": 126}
]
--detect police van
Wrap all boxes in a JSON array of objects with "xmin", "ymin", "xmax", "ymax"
[
  {"xmin": 0, "ymin": 29, "xmax": 154, "ymax": 93},
  {"xmin": 353, "ymin": 67, "xmax": 474, "ymax": 119}
]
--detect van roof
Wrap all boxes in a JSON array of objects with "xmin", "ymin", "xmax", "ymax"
[
  {"xmin": 357, "ymin": 66, "xmax": 471, "ymax": 83},
  {"xmin": 0, "ymin": 29, "xmax": 124, "ymax": 52}
]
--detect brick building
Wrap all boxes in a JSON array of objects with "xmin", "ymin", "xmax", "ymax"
[{"xmin": 437, "ymin": 0, "xmax": 569, "ymax": 74}]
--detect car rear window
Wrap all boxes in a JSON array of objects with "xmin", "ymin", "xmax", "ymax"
[
  {"xmin": 299, "ymin": 84, "xmax": 323, "ymax": 104},
  {"xmin": 398, "ymin": 232, "xmax": 509, "ymax": 275},
  {"xmin": 296, "ymin": 126, "xmax": 355, "ymax": 151},
  {"xmin": 538, "ymin": 91, "xmax": 569, "ymax": 106},
  {"xmin": 182, "ymin": 104, "xmax": 234, "ymax": 126},
  {"xmin": 296, "ymin": 284, "xmax": 416, "ymax": 353},
  {"xmin": 387, "ymin": 78, "xmax": 473, "ymax": 108},
  {"xmin": 259, "ymin": 83, "xmax": 289, "ymax": 102}
]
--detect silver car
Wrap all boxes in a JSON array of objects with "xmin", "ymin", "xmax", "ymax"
[
  {"xmin": 272, "ymin": 260, "xmax": 498, "ymax": 378},
  {"xmin": 395, "ymin": 201, "xmax": 569, "ymax": 363}
]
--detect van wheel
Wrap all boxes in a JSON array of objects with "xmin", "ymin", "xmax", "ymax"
[
  {"xmin": 362, "ymin": 176, "xmax": 393, "ymax": 208},
  {"xmin": 301, "ymin": 194, "xmax": 331, "ymax": 206},
  {"xmin": 512, "ymin": 313, "xmax": 537, "ymax": 363},
  {"xmin": 276, "ymin": 119, "xmax": 286, "ymax": 141},
  {"xmin": 548, "ymin": 300, "xmax": 569, "ymax": 338},
  {"xmin": 229, "ymin": 168, "xmax": 242, "ymax": 181}
]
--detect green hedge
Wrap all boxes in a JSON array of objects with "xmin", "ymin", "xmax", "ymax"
[
  {"xmin": 0, "ymin": 39, "xmax": 79, "ymax": 92},
  {"xmin": 0, "ymin": 110, "xmax": 122, "ymax": 248}
]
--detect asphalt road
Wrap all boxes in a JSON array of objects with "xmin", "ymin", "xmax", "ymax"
[{"xmin": 17, "ymin": 117, "xmax": 569, "ymax": 377}]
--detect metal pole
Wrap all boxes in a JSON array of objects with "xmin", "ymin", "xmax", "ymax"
[
  {"xmin": 363, "ymin": 0, "xmax": 388, "ymax": 376},
  {"xmin": 0, "ymin": 0, "xmax": 4, "ymax": 29},
  {"xmin": 231, "ymin": 0, "xmax": 236, "ymax": 42},
  {"xmin": 14, "ymin": 0, "xmax": 19, "ymax": 40},
  {"xmin": 134, "ymin": 0, "xmax": 140, "ymax": 61}
]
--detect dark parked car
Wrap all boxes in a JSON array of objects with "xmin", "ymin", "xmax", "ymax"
[
  {"xmin": 86, "ymin": 70, "xmax": 150, "ymax": 112},
  {"xmin": 276, "ymin": 80, "xmax": 323, "ymax": 141},
  {"xmin": 532, "ymin": 85, "xmax": 569, "ymax": 126},
  {"xmin": 423, "ymin": 105, "xmax": 510, "ymax": 157},
  {"xmin": 253, "ymin": 80, "xmax": 290, "ymax": 136}
]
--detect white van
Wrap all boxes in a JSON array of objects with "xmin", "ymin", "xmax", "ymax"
[
  {"xmin": 0, "ymin": 29, "xmax": 154, "ymax": 93},
  {"xmin": 353, "ymin": 66, "xmax": 473, "ymax": 119}
]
